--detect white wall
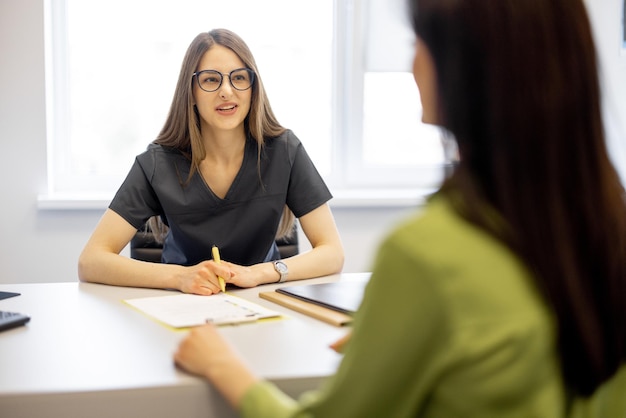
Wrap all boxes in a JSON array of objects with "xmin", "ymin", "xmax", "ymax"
[{"xmin": 0, "ymin": 0, "xmax": 624, "ymax": 285}]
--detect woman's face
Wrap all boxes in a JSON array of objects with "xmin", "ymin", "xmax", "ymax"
[
  {"xmin": 193, "ymin": 45, "xmax": 252, "ymax": 137},
  {"xmin": 412, "ymin": 37, "xmax": 438, "ymax": 125}
]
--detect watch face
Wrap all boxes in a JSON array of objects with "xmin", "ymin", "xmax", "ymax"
[{"xmin": 275, "ymin": 261, "xmax": 288, "ymax": 273}]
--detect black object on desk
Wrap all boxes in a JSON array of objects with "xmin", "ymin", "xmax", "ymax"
[
  {"xmin": 0, "ymin": 310, "xmax": 30, "ymax": 332},
  {"xmin": 276, "ymin": 278, "xmax": 369, "ymax": 315},
  {"xmin": 0, "ymin": 291, "xmax": 30, "ymax": 332},
  {"xmin": 0, "ymin": 291, "xmax": 20, "ymax": 301}
]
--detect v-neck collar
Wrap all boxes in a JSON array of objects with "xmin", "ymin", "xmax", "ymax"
[{"xmin": 199, "ymin": 138, "xmax": 254, "ymax": 202}]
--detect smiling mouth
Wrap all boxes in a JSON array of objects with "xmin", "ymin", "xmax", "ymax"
[{"xmin": 217, "ymin": 105, "xmax": 237, "ymax": 111}]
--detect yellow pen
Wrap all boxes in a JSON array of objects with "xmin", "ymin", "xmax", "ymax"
[{"xmin": 211, "ymin": 245, "xmax": 226, "ymax": 293}]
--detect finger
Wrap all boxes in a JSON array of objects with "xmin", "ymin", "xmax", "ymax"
[
  {"xmin": 218, "ymin": 262, "xmax": 237, "ymax": 277},
  {"xmin": 200, "ymin": 261, "xmax": 232, "ymax": 283},
  {"xmin": 173, "ymin": 343, "xmax": 189, "ymax": 368},
  {"xmin": 329, "ymin": 332, "xmax": 351, "ymax": 353},
  {"xmin": 189, "ymin": 280, "xmax": 219, "ymax": 296}
]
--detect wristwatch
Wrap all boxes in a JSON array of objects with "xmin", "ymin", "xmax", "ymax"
[{"xmin": 273, "ymin": 260, "xmax": 288, "ymax": 283}]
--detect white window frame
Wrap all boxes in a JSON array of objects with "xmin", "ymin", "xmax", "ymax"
[{"xmin": 334, "ymin": 0, "xmax": 446, "ymax": 191}]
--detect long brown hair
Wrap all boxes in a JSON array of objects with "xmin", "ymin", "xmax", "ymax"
[
  {"xmin": 149, "ymin": 29, "xmax": 294, "ymax": 240},
  {"xmin": 411, "ymin": 0, "xmax": 626, "ymax": 396}
]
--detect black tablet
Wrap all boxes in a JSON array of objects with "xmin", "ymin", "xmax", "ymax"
[{"xmin": 276, "ymin": 278, "xmax": 369, "ymax": 315}]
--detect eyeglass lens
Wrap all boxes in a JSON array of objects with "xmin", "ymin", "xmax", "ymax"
[{"xmin": 195, "ymin": 68, "xmax": 254, "ymax": 92}]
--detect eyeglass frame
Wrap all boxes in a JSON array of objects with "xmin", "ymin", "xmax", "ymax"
[{"xmin": 192, "ymin": 68, "xmax": 256, "ymax": 93}]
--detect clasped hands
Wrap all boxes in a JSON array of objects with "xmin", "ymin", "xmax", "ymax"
[{"xmin": 176, "ymin": 259, "xmax": 269, "ymax": 295}]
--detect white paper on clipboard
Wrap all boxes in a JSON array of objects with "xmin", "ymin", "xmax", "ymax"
[{"xmin": 124, "ymin": 293, "xmax": 281, "ymax": 328}]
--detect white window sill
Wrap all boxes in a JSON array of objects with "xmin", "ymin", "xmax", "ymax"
[
  {"xmin": 330, "ymin": 188, "xmax": 434, "ymax": 208},
  {"xmin": 37, "ymin": 194, "xmax": 114, "ymax": 210},
  {"xmin": 37, "ymin": 188, "xmax": 435, "ymax": 211}
]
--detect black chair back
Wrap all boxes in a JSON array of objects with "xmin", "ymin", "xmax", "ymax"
[{"xmin": 130, "ymin": 225, "xmax": 299, "ymax": 262}]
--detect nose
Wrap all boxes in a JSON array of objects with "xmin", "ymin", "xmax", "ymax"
[{"xmin": 218, "ymin": 75, "xmax": 234, "ymax": 98}]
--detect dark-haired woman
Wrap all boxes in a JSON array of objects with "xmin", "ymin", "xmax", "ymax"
[{"xmin": 174, "ymin": 2, "xmax": 626, "ymax": 416}]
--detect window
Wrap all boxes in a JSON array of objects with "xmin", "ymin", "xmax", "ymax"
[
  {"xmin": 623, "ymin": 0, "xmax": 626, "ymax": 50},
  {"xmin": 44, "ymin": 0, "xmax": 446, "ymax": 202}
]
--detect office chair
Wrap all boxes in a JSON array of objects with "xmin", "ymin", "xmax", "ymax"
[{"xmin": 130, "ymin": 224, "xmax": 299, "ymax": 263}]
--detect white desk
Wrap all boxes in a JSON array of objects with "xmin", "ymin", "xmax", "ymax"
[{"xmin": 0, "ymin": 273, "xmax": 369, "ymax": 418}]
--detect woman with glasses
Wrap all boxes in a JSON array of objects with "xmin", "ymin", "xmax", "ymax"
[
  {"xmin": 174, "ymin": 0, "xmax": 626, "ymax": 416},
  {"xmin": 78, "ymin": 29, "xmax": 344, "ymax": 294}
]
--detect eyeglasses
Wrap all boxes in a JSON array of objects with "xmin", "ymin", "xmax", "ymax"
[{"xmin": 192, "ymin": 68, "xmax": 255, "ymax": 92}]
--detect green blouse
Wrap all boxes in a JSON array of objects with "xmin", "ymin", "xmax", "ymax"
[{"xmin": 240, "ymin": 194, "xmax": 626, "ymax": 418}]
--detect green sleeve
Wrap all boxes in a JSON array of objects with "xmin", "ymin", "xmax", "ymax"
[
  {"xmin": 569, "ymin": 365, "xmax": 626, "ymax": 418},
  {"xmin": 240, "ymin": 381, "xmax": 300, "ymax": 418},
  {"xmin": 239, "ymin": 233, "xmax": 450, "ymax": 418},
  {"xmin": 299, "ymin": 235, "xmax": 451, "ymax": 417}
]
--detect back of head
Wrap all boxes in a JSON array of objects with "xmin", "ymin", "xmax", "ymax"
[
  {"xmin": 410, "ymin": 0, "xmax": 626, "ymax": 397},
  {"xmin": 412, "ymin": 0, "xmax": 604, "ymax": 184}
]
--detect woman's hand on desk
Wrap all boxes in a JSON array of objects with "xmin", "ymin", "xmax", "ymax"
[
  {"xmin": 221, "ymin": 261, "xmax": 281, "ymax": 287},
  {"xmin": 174, "ymin": 324, "xmax": 258, "ymax": 408},
  {"xmin": 174, "ymin": 259, "xmax": 280, "ymax": 295},
  {"xmin": 176, "ymin": 261, "xmax": 233, "ymax": 296}
]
